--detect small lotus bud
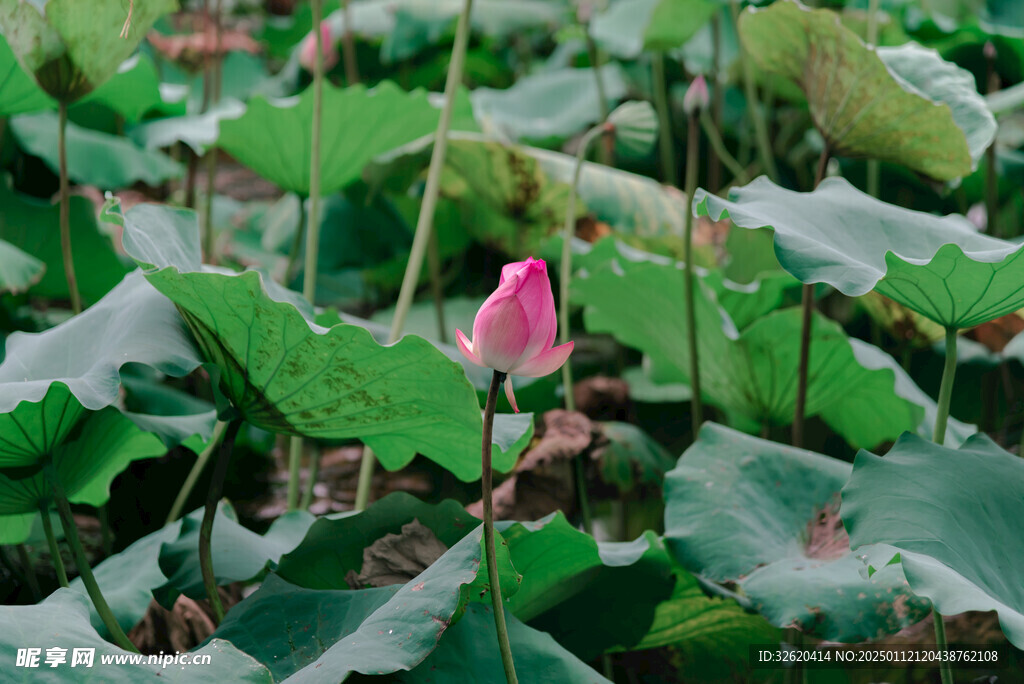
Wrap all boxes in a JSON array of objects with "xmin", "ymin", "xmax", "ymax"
[{"xmin": 683, "ymin": 75, "xmax": 709, "ymax": 117}]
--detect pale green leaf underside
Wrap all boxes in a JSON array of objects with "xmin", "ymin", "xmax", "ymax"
[
  {"xmin": 0, "ymin": 590, "xmax": 272, "ymax": 682},
  {"xmin": 842, "ymin": 433, "xmax": 1024, "ymax": 650},
  {"xmin": 0, "ymin": 238, "xmax": 45, "ymax": 294},
  {"xmin": 696, "ymin": 176, "xmax": 1024, "ymax": 328},
  {"xmin": 665, "ymin": 423, "xmax": 930, "ymax": 641},
  {"xmin": 739, "ymin": 0, "xmax": 993, "ymax": 180}
]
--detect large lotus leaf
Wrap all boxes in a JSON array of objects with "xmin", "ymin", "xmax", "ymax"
[
  {"xmin": 665, "ymin": 423, "xmax": 931, "ymax": 641},
  {"xmin": 738, "ymin": 0, "xmax": 993, "ymax": 179},
  {"xmin": 395, "ymin": 603, "xmax": 610, "ymax": 684},
  {"xmin": 623, "ymin": 567, "xmax": 780, "ymax": 680},
  {"xmin": 0, "ymin": 0, "xmax": 176, "ymax": 102},
  {"xmin": 472, "ymin": 65, "xmax": 628, "ymax": 142},
  {"xmin": 841, "ymin": 432, "xmax": 1024, "ymax": 650},
  {"xmin": 130, "ymin": 100, "xmax": 247, "ymax": 155},
  {"xmin": 696, "ymin": 176, "xmax": 1024, "ymax": 328},
  {"xmin": 116, "ymin": 202, "xmax": 532, "ymax": 480},
  {"xmin": 925, "ymin": 0, "xmax": 1024, "ymax": 38},
  {"xmin": 216, "ymin": 81, "xmax": 475, "ymax": 197},
  {"xmin": 0, "ymin": 33, "xmax": 52, "ymax": 115},
  {"xmin": 573, "ymin": 248, "xmax": 925, "ymax": 448},
  {"xmin": 154, "ymin": 505, "xmax": 315, "ymax": 609},
  {"xmin": 278, "ymin": 525, "xmax": 516, "ymax": 684},
  {"xmin": 0, "ymin": 590, "xmax": 272, "ymax": 682},
  {"xmin": 496, "ymin": 514, "xmax": 674, "ymax": 659},
  {"xmin": 590, "ymin": 0, "xmax": 719, "ymax": 58},
  {"xmin": 0, "ymin": 238, "xmax": 45, "ymax": 294},
  {"xmin": 10, "ymin": 111, "xmax": 183, "ymax": 188},
  {"xmin": 0, "ymin": 176, "xmax": 127, "ymax": 303},
  {"xmin": 0, "ymin": 270, "xmax": 203, "ymax": 415}
]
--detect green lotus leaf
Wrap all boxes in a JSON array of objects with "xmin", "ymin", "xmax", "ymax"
[
  {"xmin": 395, "ymin": 603, "xmax": 611, "ymax": 684},
  {"xmin": 115, "ymin": 202, "xmax": 532, "ymax": 480},
  {"xmin": 0, "ymin": 176, "xmax": 128, "ymax": 303},
  {"xmin": 0, "ymin": 0, "xmax": 177, "ymax": 103},
  {"xmin": 278, "ymin": 525, "xmax": 515, "ymax": 683},
  {"xmin": 216, "ymin": 81, "xmax": 475, "ymax": 197},
  {"xmin": 738, "ymin": 0, "xmax": 994, "ymax": 179},
  {"xmin": 590, "ymin": 0, "xmax": 719, "ymax": 58},
  {"xmin": 0, "ymin": 238, "xmax": 45, "ymax": 295},
  {"xmin": 607, "ymin": 100, "xmax": 659, "ymax": 158},
  {"xmin": 154, "ymin": 504, "xmax": 315, "ymax": 609},
  {"xmin": 841, "ymin": 432, "xmax": 1024, "ymax": 650},
  {"xmin": 0, "ymin": 590, "xmax": 272, "ymax": 682},
  {"xmin": 696, "ymin": 176, "xmax": 1024, "ymax": 328},
  {"xmin": 572, "ymin": 245, "xmax": 928, "ymax": 448},
  {"xmin": 77, "ymin": 52, "xmax": 165, "ymax": 123},
  {"xmin": 10, "ymin": 111, "xmax": 183, "ymax": 189},
  {"xmin": 0, "ymin": 271, "xmax": 203, "ymax": 416},
  {"xmin": 665, "ymin": 423, "xmax": 931, "ymax": 641},
  {"xmin": 471, "ymin": 66, "xmax": 627, "ymax": 142},
  {"xmin": 0, "ymin": 32, "xmax": 52, "ymax": 115}
]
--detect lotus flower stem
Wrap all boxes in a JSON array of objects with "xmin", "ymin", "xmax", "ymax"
[
  {"xmin": 285, "ymin": 198, "xmax": 307, "ymax": 285},
  {"xmin": 708, "ymin": 13, "xmax": 723, "ymax": 191},
  {"xmin": 929, "ymin": 329, "xmax": 959, "ymax": 684},
  {"xmin": 482, "ymin": 370, "xmax": 519, "ymax": 684},
  {"xmin": 199, "ymin": 418, "xmax": 243, "ymax": 625},
  {"xmin": 562, "ymin": 124, "xmax": 606, "ymax": 536},
  {"xmin": 300, "ymin": 446, "xmax": 321, "ymax": 510},
  {"xmin": 792, "ymin": 145, "xmax": 831, "ymax": 447},
  {"xmin": 39, "ymin": 504, "xmax": 68, "ymax": 588},
  {"xmin": 583, "ymin": 28, "xmax": 611, "ymax": 165},
  {"xmin": 57, "ymin": 102, "xmax": 82, "ymax": 315},
  {"xmin": 202, "ymin": 148, "xmax": 219, "ymax": 263},
  {"xmin": 167, "ymin": 420, "xmax": 228, "ymax": 524},
  {"xmin": 731, "ymin": 0, "xmax": 779, "ymax": 183},
  {"xmin": 15, "ymin": 544, "xmax": 41, "ymax": 601},
  {"xmin": 355, "ymin": 0, "xmax": 476, "ymax": 510},
  {"xmin": 289, "ymin": 0, "xmax": 327, "ymax": 512},
  {"xmin": 47, "ymin": 467, "xmax": 138, "ymax": 652},
  {"xmin": 651, "ymin": 52, "xmax": 677, "ymax": 186},
  {"xmin": 683, "ymin": 111, "xmax": 703, "ymax": 435},
  {"xmin": 985, "ymin": 42, "xmax": 999, "ymax": 237},
  {"xmin": 700, "ymin": 110, "xmax": 748, "ymax": 186}
]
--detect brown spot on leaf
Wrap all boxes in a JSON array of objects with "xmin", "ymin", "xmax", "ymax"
[{"xmin": 804, "ymin": 496, "xmax": 849, "ymax": 561}]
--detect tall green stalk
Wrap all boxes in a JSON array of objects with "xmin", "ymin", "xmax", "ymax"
[
  {"xmin": 931, "ymin": 326, "xmax": 958, "ymax": 684},
  {"xmin": 651, "ymin": 52, "xmax": 677, "ymax": 186},
  {"xmin": 792, "ymin": 145, "xmax": 830, "ymax": 448},
  {"xmin": 482, "ymin": 371, "xmax": 519, "ymax": 684},
  {"xmin": 700, "ymin": 110, "xmax": 748, "ymax": 185},
  {"xmin": 47, "ymin": 468, "xmax": 137, "ymax": 651},
  {"xmin": 355, "ymin": 0, "xmax": 476, "ymax": 511},
  {"xmin": 340, "ymin": 0, "xmax": 360, "ymax": 85},
  {"xmin": 865, "ymin": 0, "xmax": 881, "ymax": 198},
  {"xmin": 560, "ymin": 123, "xmax": 605, "ymax": 536},
  {"xmin": 58, "ymin": 102, "xmax": 82, "ymax": 315},
  {"xmin": 683, "ymin": 111, "xmax": 703, "ymax": 435},
  {"xmin": 731, "ymin": 0, "xmax": 779, "ymax": 183},
  {"xmin": 584, "ymin": 29, "xmax": 611, "ymax": 166},
  {"xmin": 167, "ymin": 420, "xmax": 228, "ymax": 524},
  {"xmin": 39, "ymin": 505, "xmax": 68, "ymax": 587},
  {"xmin": 985, "ymin": 42, "xmax": 999, "ymax": 237},
  {"xmin": 708, "ymin": 13, "xmax": 723, "ymax": 191},
  {"xmin": 289, "ymin": 0, "xmax": 326, "ymax": 512},
  {"xmin": 199, "ymin": 419, "xmax": 242, "ymax": 624}
]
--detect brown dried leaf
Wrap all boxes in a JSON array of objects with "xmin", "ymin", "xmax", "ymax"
[
  {"xmin": 966, "ymin": 312, "xmax": 1024, "ymax": 352},
  {"xmin": 128, "ymin": 585, "xmax": 241, "ymax": 655},
  {"xmin": 804, "ymin": 496, "xmax": 848, "ymax": 561},
  {"xmin": 352, "ymin": 519, "xmax": 449, "ymax": 588}
]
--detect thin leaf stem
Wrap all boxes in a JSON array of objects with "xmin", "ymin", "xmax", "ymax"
[
  {"xmin": 199, "ymin": 418, "xmax": 242, "ymax": 625},
  {"xmin": 58, "ymin": 102, "xmax": 81, "ymax": 315},
  {"xmin": 700, "ymin": 110, "xmax": 747, "ymax": 186},
  {"xmin": 300, "ymin": 445, "xmax": 320, "ymax": 510},
  {"xmin": 340, "ymin": 0, "xmax": 360, "ymax": 85},
  {"xmin": 865, "ymin": 0, "xmax": 880, "ymax": 198},
  {"xmin": 732, "ymin": 0, "xmax": 779, "ymax": 183},
  {"xmin": 48, "ymin": 468, "xmax": 137, "ymax": 651},
  {"xmin": 708, "ymin": 12, "xmax": 723, "ymax": 191},
  {"xmin": 584, "ymin": 29, "xmax": 611, "ymax": 166},
  {"xmin": 15, "ymin": 544, "xmax": 41, "ymax": 601},
  {"xmin": 985, "ymin": 42, "xmax": 999, "ymax": 237},
  {"xmin": 683, "ymin": 112, "xmax": 703, "ymax": 436},
  {"xmin": 167, "ymin": 420, "xmax": 228, "ymax": 524},
  {"xmin": 792, "ymin": 145, "xmax": 830, "ymax": 448},
  {"xmin": 290, "ymin": 0, "xmax": 327, "ymax": 512},
  {"xmin": 356, "ymin": 0, "xmax": 476, "ymax": 509},
  {"xmin": 428, "ymin": 227, "xmax": 448, "ymax": 344},
  {"xmin": 482, "ymin": 370, "xmax": 518, "ymax": 684},
  {"xmin": 39, "ymin": 505, "xmax": 68, "ymax": 588},
  {"xmin": 651, "ymin": 52, "xmax": 677, "ymax": 186}
]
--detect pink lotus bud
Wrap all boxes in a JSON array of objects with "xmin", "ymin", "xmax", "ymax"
[
  {"xmin": 299, "ymin": 22, "xmax": 338, "ymax": 72},
  {"xmin": 683, "ymin": 75, "xmax": 709, "ymax": 116},
  {"xmin": 456, "ymin": 257, "xmax": 574, "ymax": 413}
]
